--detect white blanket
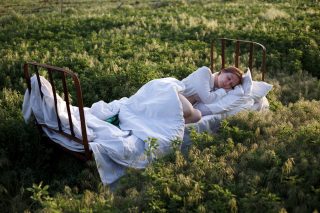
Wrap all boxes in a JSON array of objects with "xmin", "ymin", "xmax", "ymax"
[
  {"xmin": 22, "ymin": 75, "xmax": 270, "ymax": 185},
  {"xmin": 23, "ymin": 76, "xmax": 185, "ymax": 184}
]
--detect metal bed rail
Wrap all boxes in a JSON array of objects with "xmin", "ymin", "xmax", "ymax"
[
  {"xmin": 24, "ymin": 62, "xmax": 91, "ymax": 161},
  {"xmin": 210, "ymin": 38, "xmax": 266, "ymax": 81}
]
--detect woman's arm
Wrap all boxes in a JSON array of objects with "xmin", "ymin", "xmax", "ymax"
[
  {"xmin": 179, "ymin": 94, "xmax": 202, "ymax": 124},
  {"xmin": 194, "ymin": 68, "xmax": 227, "ymax": 104},
  {"xmin": 198, "ymin": 88, "xmax": 227, "ymax": 104}
]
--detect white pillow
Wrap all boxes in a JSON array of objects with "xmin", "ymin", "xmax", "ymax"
[
  {"xmin": 242, "ymin": 68, "xmax": 253, "ymax": 95},
  {"xmin": 202, "ymin": 93, "xmax": 249, "ymax": 115},
  {"xmin": 195, "ymin": 86, "xmax": 244, "ymax": 115},
  {"xmin": 251, "ymin": 81, "xmax": 273, "ymax": 101},
  {"xmin": 251, "ymin": 96, "xmax": 270, "ymax": 111},
  {"xmin": 226, "ymin": 96, "xmax": 255, "ymax": 116},
  {"xmin": 227, "ymin": 84, "xmax": 244, "ymax": 96}
]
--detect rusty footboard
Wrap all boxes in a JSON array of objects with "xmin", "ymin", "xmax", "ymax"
[{"xmin": 24, "ymin": 62, "xmax": 92, "ymax": 161}]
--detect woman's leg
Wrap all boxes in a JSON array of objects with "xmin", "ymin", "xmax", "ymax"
[{"xmin": 178, "ymin": 94, "xmax": 202, "ymax": 124}]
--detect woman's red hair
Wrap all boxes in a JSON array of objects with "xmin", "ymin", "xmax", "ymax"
[{"xmin": 219, "ymin": 66, "xmax": 243, "ymax": 84}]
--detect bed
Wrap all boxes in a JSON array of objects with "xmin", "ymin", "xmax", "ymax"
[{"xmin": 22, "ymin": 38, "xmax": 272, "ymax": 185}]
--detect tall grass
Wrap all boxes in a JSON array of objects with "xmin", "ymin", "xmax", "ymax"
[{"xmin": 0, "ymin": 0, "xmax": 319, "ymax": 212}]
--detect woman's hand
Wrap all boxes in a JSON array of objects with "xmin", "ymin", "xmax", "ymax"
[{"xmin": 186, "ymin": 94, "xmax": 198, "ymax": 105}]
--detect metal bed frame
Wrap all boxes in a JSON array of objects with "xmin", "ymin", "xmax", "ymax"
[
  {"xmin": 24, "ymin": 62, "xmax": 92, "ymax": 161},
  {"xmin": 210, "ymin": 38, "xmax": 266, "ymax": 81},
  {"xmin": 23, "ymin": 38, "xmax": 266, "ymax": 161}
]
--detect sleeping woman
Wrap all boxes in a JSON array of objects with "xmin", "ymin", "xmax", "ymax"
[
  {"xmin": 179, "ymin": 66, "xmax": 243, "ymax": 124},
  {"xmin": 23, "ymin": 65, "xmax": 245, "ymax": 184},
  {"xmin": 116, "ymin": 66, "xmax": 244, "ymax": 149}
]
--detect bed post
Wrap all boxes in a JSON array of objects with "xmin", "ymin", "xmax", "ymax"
[
  {"xmin": 72, "ymin": 74, "xmax": 91, "ymax": 160},
  {"xmin": 210, "ymin": 41, "xmax": 214, "ymax": 72}
]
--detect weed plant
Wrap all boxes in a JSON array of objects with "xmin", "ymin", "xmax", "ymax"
[{"xmin": 0, "ymin": 0, "xmax": 319, "ymax": 212}]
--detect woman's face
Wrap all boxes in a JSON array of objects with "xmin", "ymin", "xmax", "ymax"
[{"xmin": 217, "ymin": 72, "xmax": 241, "ymax": 89}]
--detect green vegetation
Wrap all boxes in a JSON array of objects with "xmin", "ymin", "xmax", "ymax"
[{"xmin": 0, "ymin": 0, "xmax": 319, "ymax": 212}]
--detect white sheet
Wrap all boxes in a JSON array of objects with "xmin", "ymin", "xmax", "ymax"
[
  {"xmin": 22, "ymin": 75, "xmax": 270, "ymax": 185},
  {"xmin": 23, "ymin": 76, "xmax": 185, "ymax": 184}
]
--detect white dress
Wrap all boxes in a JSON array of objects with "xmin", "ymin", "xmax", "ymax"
[
  {"xmin": 181, "ymin": 66, "xmax": 227, "ymax": 115},
  {"xmin": 181, "ymin": 66, "xmax": 227, "ymax": 104}
]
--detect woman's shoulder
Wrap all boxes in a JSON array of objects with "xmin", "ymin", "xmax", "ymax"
[
  {"xmin": 183, "ymin": 66, "xmax": 211, "ymax": 82},
  {"xmin": 197, "ymin": 66, "xmax": 211, "ymax": 73},
  {"xmin": 195, "ymin": 66, "xmax": 212, "ymax": 78}
]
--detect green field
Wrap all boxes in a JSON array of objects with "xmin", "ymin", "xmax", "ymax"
[{"xmin": 0, "ymin": 0, "xmax": 319, "ymax": 212}]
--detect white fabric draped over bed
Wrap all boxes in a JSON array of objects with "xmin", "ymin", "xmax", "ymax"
[
  {"xmin": 22, "ymin": 72, "xmax": 272, "ymax": 185},
  {"xmin": 23, "ymin": 76, "xmax": 186, "ymax": 184}
]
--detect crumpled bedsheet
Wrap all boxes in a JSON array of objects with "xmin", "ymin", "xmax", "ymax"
[
  {"xmin": 23, "ymin": 76, "xmax": 195, "ymax": 184},
  {"xmin": 23, "ymin": 75, "xmax": 267, "ymax": 185}
]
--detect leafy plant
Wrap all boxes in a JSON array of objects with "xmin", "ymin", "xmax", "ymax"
[{"xmin": 0, "ymin": 0, "xmax": 319, "ymax": 212}]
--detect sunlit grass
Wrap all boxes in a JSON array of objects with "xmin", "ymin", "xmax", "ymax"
[
  {"xmin": 0, "ymin": 0, "xmax": 319, "ymax": 212},
  {"xmin": 260, "ymin": 7, "xmax": 290, "ymax": 20}
]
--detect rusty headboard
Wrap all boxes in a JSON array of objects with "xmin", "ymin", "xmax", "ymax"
[{"xmin": 210, "ymin": 38, "xmax": 266, "ymax": 81}]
